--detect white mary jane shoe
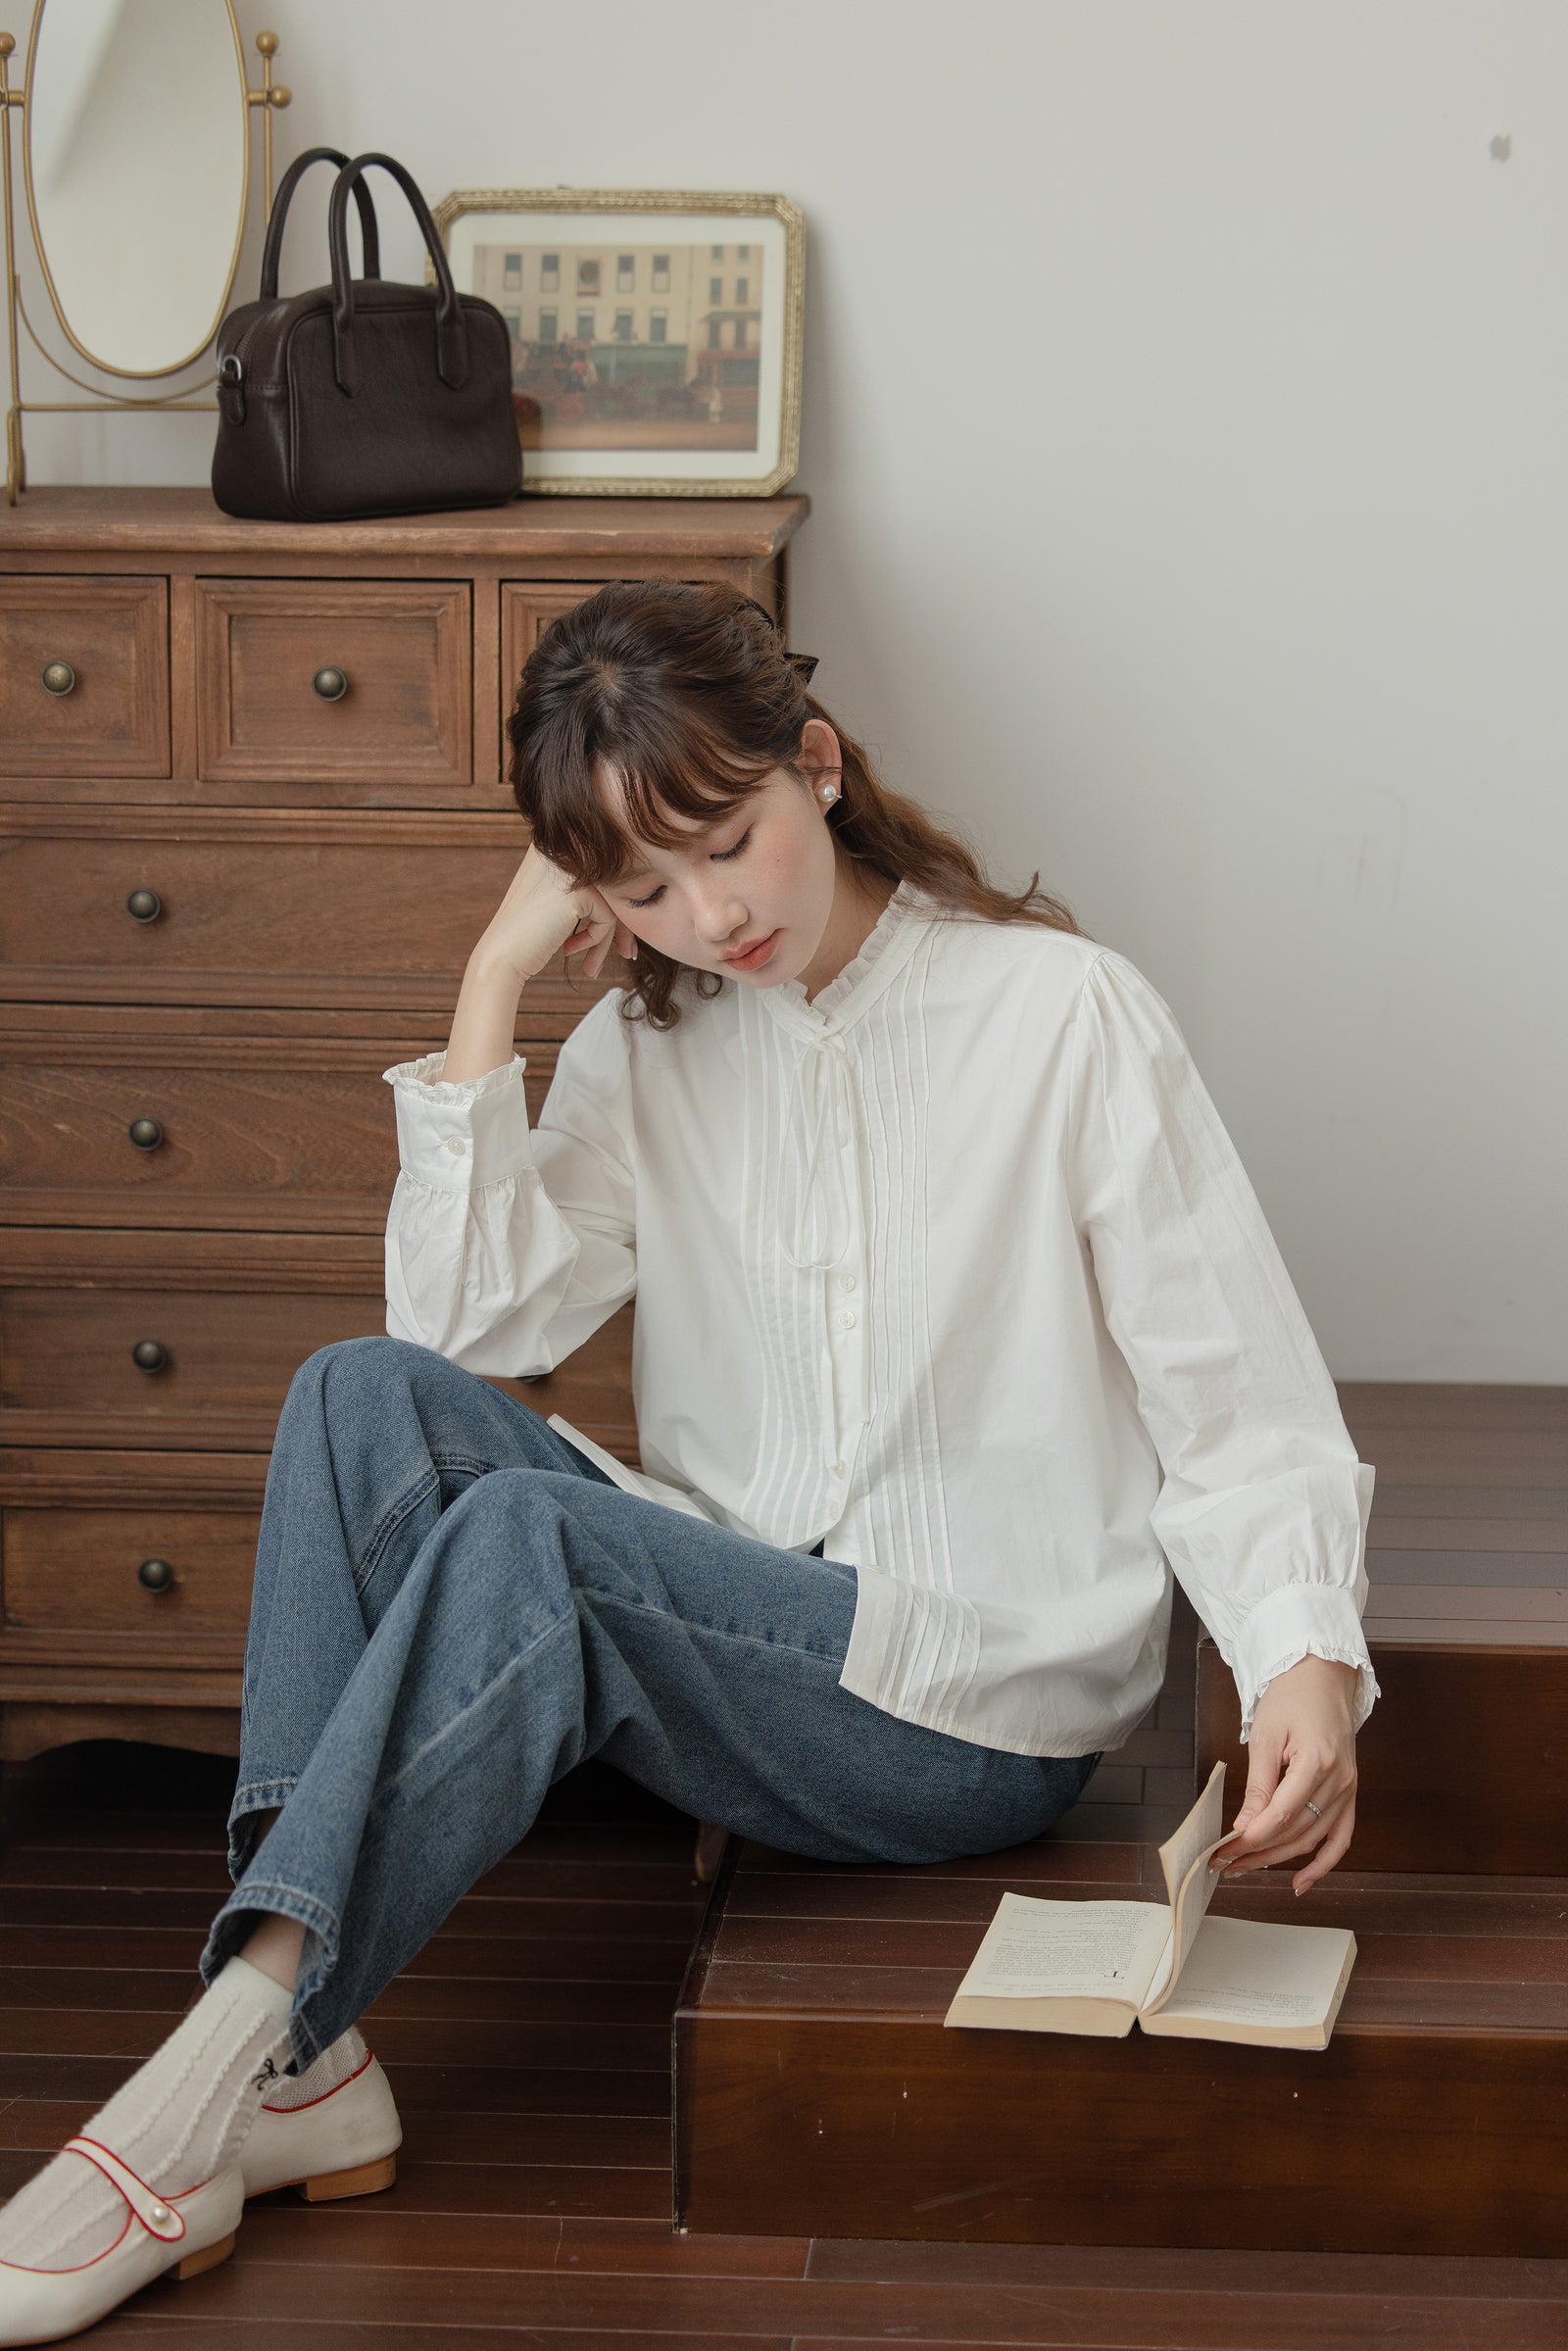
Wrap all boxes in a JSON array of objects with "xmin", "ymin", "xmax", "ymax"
[
  {"xmin": 240, "ymin": 2050, "xmax": 401, "ymax": 2203},
  {"xmin": 0, "ymin": 2134, "xmax": 243, "ymax": 2347}
]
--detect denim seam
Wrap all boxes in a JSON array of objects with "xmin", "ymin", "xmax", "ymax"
[
  {"xmin": 352, "ymin": 1464, "xmax": 441, "ymax": 1596},
  {"xmin": 225, "ymin": 1780, "xmax": 299, "ymax": 1878},
  {"xmin": 229, "ymin": 1777, "xmax": 298, "ymax": 1813},
  {"xmin": 588, "ymin": 1589, "xmax": 851, "ymax": 1669},
  {"xmin": 370, "ymin": 1605, "xmax": 578, "ymax": 1808},
  {"xmin": 350, "ymin": 1450, "xmax": 512, "ymax": 1595}
]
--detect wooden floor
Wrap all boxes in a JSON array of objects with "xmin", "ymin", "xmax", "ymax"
[{"xmin": 2, "ymin": 1743, "xmax": 1564, "ymax": 2347}]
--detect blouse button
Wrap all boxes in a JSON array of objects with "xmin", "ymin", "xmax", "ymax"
[
  {"xmin": 839, "ymin": 1272, "xmax": 857, "ymax": 1291},
  {"xmin": 839, "ymin": 1309, "xmax": 857, "ymax": 1330},
  {"xmin": 444, "ymin": 1136, "xmax": 467, "ymax": 1157},
  {"xmin": 832, "ymin": 1459, "xmax": 845, "ymax": 1475}
]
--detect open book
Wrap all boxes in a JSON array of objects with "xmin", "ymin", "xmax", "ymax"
[
  {"xmin": 546, "ymin": 1413, "xmax": 720, "ymax": 1525},
  {"xmin": 944, "ymin": 1758, "xmax": 1356, "ymax": 2048}
]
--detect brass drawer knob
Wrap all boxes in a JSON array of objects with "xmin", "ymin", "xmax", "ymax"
[
  {"xmin": 125, "ymin": 888, "xmax": 163, "ymax": 923},
  {"xmin": 312, "ymin": 665, "xmax": 349, "ymax": 702},
  {"xmin": 41, "ymin": 660, "xmax": 76, "ymax": 696},
  {"xmin": 128, "ymin": 1117, "xmax": 164, "ymax": 1151},
  {"xmin": 131, "ymin": 1338, "xmax": 169, "ymax": 1374},
  {"xmin": 137, "ymin": 1557, "xmax": 174, "ymax": 1592}
]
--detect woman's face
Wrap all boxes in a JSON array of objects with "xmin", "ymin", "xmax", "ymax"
[{"xmin": 595, "ymin": 718, "xmax": 842, "ymax": 986}]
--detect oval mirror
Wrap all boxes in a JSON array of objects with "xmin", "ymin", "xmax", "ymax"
[{"xmin": 24, "ymin": 0, "xmax": 248, "ymax": 377}]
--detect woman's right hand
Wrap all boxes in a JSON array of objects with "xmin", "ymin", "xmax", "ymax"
[{"xmin": 473, "ymin": 841, "xmax": 638, "ymax": 987}]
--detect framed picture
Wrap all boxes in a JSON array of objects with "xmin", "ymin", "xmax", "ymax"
[{"xmin": 430, "ymin": 188, "xmax": 804, "ymax": 498}]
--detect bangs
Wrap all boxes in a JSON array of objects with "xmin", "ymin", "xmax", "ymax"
[{"xmin": 533, "ymin": 693, "xmax": 779, "ymax": 891}]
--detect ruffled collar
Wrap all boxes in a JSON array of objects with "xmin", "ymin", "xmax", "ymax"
[{"xmin": 760, "ymin": 875, "xmax": 935, "ymax": 1039}]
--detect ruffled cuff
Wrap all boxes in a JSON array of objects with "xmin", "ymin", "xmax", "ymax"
[
  {"xmin": 382, "ymin": 1052, "xmax": 534, "ymax": 1193},
  {"xmin": 1230, "ymin": 1579, "xmax": 1382, "ymax": 1745}
]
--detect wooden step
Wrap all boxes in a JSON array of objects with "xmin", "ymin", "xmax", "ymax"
[
  {"xmin": 1197, "ymin": 1582, "xmax": 1568, "ymax": 1874},
  {"xmin": 674, "ymin": 1833, "xmax": 1568, "ymax": 2254}
]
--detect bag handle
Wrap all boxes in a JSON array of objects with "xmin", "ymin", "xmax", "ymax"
[
  {"xmin": 260, "ymin": 145, "xmax": 381, "ymax": 300},
  {"xmin": 328, "ymin": 151, "xmax": 468, "ymax": 397}
]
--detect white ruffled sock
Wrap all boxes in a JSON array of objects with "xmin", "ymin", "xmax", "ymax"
[
  {"xmin": 0, "ymin": 1954, "xmax": 293, "ymax": 2274},
  {"xmin": 260, "ymin": 2024, "xmax": 368, "ymax": 2111}
]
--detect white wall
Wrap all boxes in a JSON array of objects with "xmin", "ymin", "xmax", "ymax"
[{"xmin": 12, "ymin": 2, "xmax": 1566, "ymax": 1379}]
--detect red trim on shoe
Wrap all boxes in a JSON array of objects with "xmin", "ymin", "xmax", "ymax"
[
  {"xmin": 67, "ymin": 2140, "xmax": 186, "ymax": 2247},
  {"xmin": 0, "ymin": 2134, "xmax": 190, "ymax": 2277},
  {"xmin": 259, "ymin": 2046, "xmax": 374, "ymax": 2117}
]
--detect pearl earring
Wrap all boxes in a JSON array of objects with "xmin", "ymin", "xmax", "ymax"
[{"xmin": 821, "ymin": 784, "xmax": 838, "ymax": 802}]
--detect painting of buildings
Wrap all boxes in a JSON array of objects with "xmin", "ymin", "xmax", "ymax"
[{"xmin": 469, "ymin": 239, "xmax": 765, "ymax": 452}]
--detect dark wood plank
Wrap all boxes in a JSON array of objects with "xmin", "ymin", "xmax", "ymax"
[
  {"xmin": 802, "ymin": 2234, "xmax": 1568, "ymax": 2296},
  {"xmin": 105, "ymin": 2331, "xmax": 790, "ymax": 2351},
  {"xmin": 1197, "ymin": 1641, "xmax": 1568, "ymax": 1874},
  {"xmin": 0, "ymin": 2006, "xmax": 670, "ymax": 2072},
  {"xmin": 739, "ymin": 1839, "xmax": 1144, "ymax": 1886},
  {"xmin": 1338, "ymin": 1382, "xmax": 1568, "ymax": 1433},
  {"xmin": 0, "ymin": 2097, "xmax": 670, "ymax": 2171},
  {"xmin": 0, "ymin": 1811, "xmax": 697, "ymax": 1863},
  {"xmin": 676, "ymin": 2005, "xmax": 1567, "ymax": 2256},
  {"xmin": 0, "ymin": 1886, "xmax": 701, "ymax": 1941},
  {"xmin": 0, "ymin": 1848, "xmax": 702, "ymax": 1904},
  {"xmin": 0, "ymin": 2051, "xmax": 671, "ymax": 2115},
  {"xmin": 238, "ymin": 2202, "xmax": 808, "ymax": 2276},
  {"xmin": 253, "ymin": 2153, "xmax": 674, "ymax": 2223},
  {"xmin": 694, "ymin": 1967, "xmax": 1566, "ymax": 2033},
  {"xmin": 0, "ymin": 1967, "xmax": 685, "ymax": 2023},
  {"xmin": 0, "ymin": 1925, "xmax": 694, "ymax": 1983},
  {"xmin": 99, "ymin": 2257, "xmax": 1568, "ymax": 2347}
]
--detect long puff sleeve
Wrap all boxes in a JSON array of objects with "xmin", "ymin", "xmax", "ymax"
[
  {"xmin": 382, "ymin": 992, "xmax": 637, "ymax": 1375},
  {"xmin": 1065, "ymin": 949, "xmax": 1380, "ymax": 1744}
]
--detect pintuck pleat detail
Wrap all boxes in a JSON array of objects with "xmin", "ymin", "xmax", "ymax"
[{"xmin": 731, "ymin": 893, "xmax": 981, "ymax": 1723}]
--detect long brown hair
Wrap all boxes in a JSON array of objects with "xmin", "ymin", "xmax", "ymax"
[{"xmin": 506, "ymin": 578, "xmax": 1090, "ymax": 1031}]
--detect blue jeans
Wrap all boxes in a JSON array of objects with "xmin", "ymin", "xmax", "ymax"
[{"xmin": 197, "ymin": 1338, "xmax": 1102, "ymax": 2073}]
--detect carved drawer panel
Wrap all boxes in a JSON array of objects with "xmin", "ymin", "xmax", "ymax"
[
  {"xmin": 0, "ymin": 809, "xmax": 524, "ymax": 1010},
  {"xmin": 0, "ymin": 576, "xmax": 170, "ymax": 779},
  {"xmin": 0, "ymin": 1026, "xmax": 568, "ymax": 1231},
  {"xmin": 2, "ymin": 1505, "xmax": 258, "ymax": 1641},
  {"xmin": 195, "ymin": 579, "xmax": 472, "ymax": 790},
  {"xmin": 3, "ymin": 1286, "xmax": 385, "ymax": 1436},
  {"xmin": 0, "ymin": 1233, "xmax": 639, "ymax": 1454},
  {"xmin": 500, "ymin": 582, "xmax": 599, "ymax": 729},
  {"xmin": 0, "ymin": 484, "xmax": 807, "ymax": 1762},
  {"xmin": 0, "ymin": 1292, "xmax": 637, "ymax": 1452}
]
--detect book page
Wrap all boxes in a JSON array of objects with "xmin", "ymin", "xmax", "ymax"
[
  {"xmin": 1140, "ymin": 1912, "xmax": 1355, "ymax": 2034},
  {"xmin": 547, "ymin": 1415, "xmax": 720, "ymax": 1523},
  {"xmin": 1141, "ymin": 1759, "xmax": 1241, "ymax": 2017},
  {"xmin": 952, "ymin": 1891, "xmax": 1173, "ymax": 2008}
]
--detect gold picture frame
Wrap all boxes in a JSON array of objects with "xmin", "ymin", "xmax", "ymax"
[{"xmin": 429, "ymin": 187, "xmax": 803, "ymax": 498}]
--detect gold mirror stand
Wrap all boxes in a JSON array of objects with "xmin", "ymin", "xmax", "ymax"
[{"xmin": 0, "ymin": 23, "xmax": 291, "ymax": 503}]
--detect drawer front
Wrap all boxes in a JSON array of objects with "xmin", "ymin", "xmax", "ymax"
[
  {"xmin": 0, "ymin": 1286, "xmax": 638, "ymax": 1451},
  {"xmin": 0, "ymin": 821, "xmax": 521, "ymax": 1007},
  {"xmin": 3, "ymin": 1506, "xmax": 258, "ymax": 1637},
  {"xmin": 0, "ymin": 1042, "xmax": 564, "ymax": 1230},
  {"xmin": 0, "ymin": 576, "xmax": 170, "ymax": 779},
  {"xmin": 500, "ymin": 582, "xmax": 599, "ymax": 726},
  {"xmin": 195, "ymin": 579, "xmax": 471, "ymax": 789},
  {"xmin": 3, "ymin": 1288, "xmax": 385, "ymax": 1422}
]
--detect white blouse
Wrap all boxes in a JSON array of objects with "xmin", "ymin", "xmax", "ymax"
[{"xmin": 383, "ymin": 878, "xmax": 1381, "ymax": 1760}]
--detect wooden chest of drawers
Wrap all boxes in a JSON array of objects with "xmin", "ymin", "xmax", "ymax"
[{"xmin": 0, "ymin": 485, "xmax": 808, "ymax": 1763}]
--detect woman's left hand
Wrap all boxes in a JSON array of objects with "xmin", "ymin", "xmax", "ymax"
[{"xmin": 1209, "ymin": 1653, "xmax": 1361, "ymax": 1894}]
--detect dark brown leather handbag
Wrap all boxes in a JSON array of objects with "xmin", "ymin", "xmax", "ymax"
[{"xmin": 212, "ymin": 148, "xmax": 521, "ymax": 522}]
